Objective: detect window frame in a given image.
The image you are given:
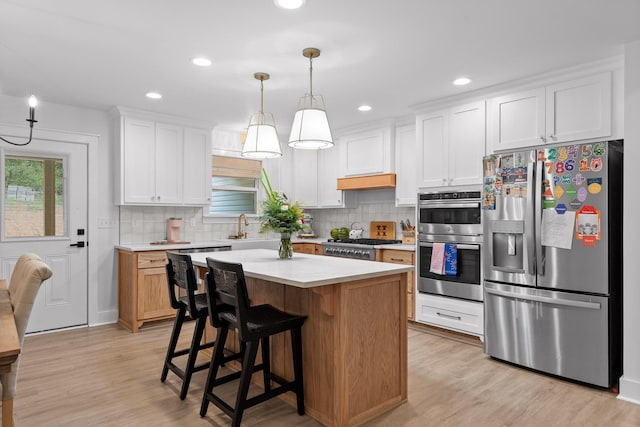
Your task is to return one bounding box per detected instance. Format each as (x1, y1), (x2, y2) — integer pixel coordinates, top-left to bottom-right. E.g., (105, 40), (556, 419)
(1, 149), (70, 242)
(203, 155), (262, 222)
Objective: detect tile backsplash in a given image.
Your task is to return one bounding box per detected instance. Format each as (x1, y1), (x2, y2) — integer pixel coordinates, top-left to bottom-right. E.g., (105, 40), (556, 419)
(306, 189), (416, 240)
(119, 189), (416, 244)
(118, 206), (266, 244)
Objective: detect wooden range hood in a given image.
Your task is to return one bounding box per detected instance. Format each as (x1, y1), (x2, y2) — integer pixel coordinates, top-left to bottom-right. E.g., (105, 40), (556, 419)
(336, 173), (396, 190)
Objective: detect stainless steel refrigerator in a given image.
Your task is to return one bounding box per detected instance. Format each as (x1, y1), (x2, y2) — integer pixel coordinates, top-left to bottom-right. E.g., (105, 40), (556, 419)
(482, 140), (623, 388)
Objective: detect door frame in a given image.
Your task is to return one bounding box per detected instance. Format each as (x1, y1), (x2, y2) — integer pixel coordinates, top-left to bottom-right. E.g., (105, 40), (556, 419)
(0, 122), (100, 327)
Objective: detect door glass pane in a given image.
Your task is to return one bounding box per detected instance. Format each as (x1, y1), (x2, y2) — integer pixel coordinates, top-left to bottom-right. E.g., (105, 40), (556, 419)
(4, 155), (65, 238)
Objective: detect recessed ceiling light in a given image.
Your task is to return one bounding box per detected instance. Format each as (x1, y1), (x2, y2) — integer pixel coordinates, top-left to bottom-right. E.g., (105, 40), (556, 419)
(453, 77), (471, 86)
(358, 105), (372, 112)
(274, 0), (305, 10)
(146, 92), (162, 100)
(192, 57), (212, 67)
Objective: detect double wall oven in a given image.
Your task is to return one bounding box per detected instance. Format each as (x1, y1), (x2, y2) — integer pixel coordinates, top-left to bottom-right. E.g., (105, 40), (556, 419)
(417, 190), (483, 302)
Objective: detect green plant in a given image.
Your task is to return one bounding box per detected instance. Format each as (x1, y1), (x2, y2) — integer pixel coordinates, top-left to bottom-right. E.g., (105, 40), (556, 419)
(259, 169), (307, 234)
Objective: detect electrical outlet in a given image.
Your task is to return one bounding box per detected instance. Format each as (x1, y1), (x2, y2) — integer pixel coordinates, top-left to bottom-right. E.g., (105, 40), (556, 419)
(97, 217), (118, 228)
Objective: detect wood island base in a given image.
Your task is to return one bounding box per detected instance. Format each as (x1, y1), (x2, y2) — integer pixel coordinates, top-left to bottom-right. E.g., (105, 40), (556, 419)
(202, 270), (408, 427)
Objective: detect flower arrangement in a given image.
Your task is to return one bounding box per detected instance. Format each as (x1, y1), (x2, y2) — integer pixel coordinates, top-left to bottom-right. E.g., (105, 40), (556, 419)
(259, 169), (307, 258)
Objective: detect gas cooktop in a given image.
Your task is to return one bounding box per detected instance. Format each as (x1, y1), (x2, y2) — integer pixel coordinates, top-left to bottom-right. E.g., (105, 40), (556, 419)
(326, 238), (402, 245)
(322, 238), (402, 260)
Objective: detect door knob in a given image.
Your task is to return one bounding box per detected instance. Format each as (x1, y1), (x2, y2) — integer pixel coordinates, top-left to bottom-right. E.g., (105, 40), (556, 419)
(70, 241), (86, 248)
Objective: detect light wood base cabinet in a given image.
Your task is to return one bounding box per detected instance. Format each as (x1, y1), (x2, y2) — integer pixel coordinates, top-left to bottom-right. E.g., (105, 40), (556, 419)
(118, 250), (174, 332)
(378, 248), (415, 321)
(292, 242), (322, 255)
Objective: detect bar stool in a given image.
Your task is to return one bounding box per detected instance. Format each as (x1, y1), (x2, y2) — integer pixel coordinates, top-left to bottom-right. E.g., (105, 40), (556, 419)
(161, 252), (215, 400)
(200, 258), (306, 427)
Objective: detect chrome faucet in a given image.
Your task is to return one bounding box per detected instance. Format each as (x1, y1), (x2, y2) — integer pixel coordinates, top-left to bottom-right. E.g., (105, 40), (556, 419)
(237, 213), (249, 239)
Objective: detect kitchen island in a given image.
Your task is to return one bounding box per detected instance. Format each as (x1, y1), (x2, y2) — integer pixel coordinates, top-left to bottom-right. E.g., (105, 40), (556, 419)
(189, 249), (412, 427)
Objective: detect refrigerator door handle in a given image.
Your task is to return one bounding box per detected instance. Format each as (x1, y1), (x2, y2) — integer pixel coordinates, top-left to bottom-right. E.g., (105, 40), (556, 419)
(525, 154), (537, 278)
(485, 287), (602, 310)
(535, 156), (544, 276)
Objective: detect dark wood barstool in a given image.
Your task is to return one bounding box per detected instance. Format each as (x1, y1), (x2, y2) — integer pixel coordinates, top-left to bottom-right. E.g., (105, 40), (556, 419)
(161, 251), (215, 400)
(200, 258), (306, 427)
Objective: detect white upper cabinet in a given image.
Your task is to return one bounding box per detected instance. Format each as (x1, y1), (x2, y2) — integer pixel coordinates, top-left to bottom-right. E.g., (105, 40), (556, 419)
(394, 124), (417, 206)
(121, 117), (156, 204)
(417, 101), (485, 189)
(340, 127), (393, 177)
(448, 101), (486, 187)
(488, 72), (611, 152)
(487, 88), (546, 151)
(114, 109), (212, 206)
(182, 128), (212, 205)
(417, 110), (447, 188)
(545, 72), (612, 143)
(154, 123), (183, 204)
(317, 144), (345, 207)
(292, 148), (319, 208)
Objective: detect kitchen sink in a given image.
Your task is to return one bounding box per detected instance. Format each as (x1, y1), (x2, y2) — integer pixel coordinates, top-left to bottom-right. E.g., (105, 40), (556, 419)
(220, 238), (279, 250)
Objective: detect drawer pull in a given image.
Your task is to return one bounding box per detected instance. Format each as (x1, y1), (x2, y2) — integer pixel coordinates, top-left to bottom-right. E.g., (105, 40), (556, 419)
(390, 258), (405, 262)
(436, 312), (461, 321)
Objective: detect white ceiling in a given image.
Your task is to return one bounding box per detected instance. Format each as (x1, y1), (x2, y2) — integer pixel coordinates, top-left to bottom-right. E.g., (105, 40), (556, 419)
(2, 0), (640, 135)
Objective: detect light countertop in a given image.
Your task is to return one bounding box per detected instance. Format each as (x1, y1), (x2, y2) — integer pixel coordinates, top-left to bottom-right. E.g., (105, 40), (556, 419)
(116, 239), (415, 252)
(116, 239), (279, 252)
(189, 248), (413, 288)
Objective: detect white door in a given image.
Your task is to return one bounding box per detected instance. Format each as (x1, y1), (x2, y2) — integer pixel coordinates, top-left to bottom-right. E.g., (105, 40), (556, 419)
(1, 139), (88, 333)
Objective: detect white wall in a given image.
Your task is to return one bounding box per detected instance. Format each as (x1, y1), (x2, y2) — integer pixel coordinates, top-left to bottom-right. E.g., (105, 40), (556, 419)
(0, 93), (119, 325)
(619, 40), (640, 403)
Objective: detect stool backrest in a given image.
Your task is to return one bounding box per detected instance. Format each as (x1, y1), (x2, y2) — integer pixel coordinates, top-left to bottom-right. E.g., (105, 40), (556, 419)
(165, 252), (201, 316)
(205, 258), (252, 340)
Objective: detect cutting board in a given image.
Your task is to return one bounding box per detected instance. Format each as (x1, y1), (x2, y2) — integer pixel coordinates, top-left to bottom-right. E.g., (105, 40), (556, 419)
(369, 221), (396, 240)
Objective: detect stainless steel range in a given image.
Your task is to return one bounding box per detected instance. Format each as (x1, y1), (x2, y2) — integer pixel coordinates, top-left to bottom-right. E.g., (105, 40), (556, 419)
(322, 238), (402, 260)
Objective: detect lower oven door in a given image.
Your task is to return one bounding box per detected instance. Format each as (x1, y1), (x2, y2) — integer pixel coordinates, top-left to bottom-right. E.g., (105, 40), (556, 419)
(418, 239), (482, 301)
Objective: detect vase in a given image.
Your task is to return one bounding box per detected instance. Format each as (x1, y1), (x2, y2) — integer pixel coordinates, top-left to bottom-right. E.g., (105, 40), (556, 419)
(279, 232), (293, 259)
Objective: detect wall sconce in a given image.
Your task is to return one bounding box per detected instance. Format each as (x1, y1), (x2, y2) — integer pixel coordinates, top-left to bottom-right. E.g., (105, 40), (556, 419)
(288, 48), (333, 149)
(0, 95), (38, 146)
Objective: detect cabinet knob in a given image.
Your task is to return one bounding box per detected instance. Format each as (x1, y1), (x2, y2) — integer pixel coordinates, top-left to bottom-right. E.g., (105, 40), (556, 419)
(540, 136), (546, 142)
(548, 134), (556, 140)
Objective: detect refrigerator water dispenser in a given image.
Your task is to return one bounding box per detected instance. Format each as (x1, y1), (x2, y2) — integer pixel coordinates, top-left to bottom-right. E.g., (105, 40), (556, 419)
(491, 220), (524, 272)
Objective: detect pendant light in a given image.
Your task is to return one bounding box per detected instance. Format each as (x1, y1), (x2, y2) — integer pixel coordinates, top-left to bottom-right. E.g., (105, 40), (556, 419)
(242, 72), (282, 159)
(288, 47), (333, 149)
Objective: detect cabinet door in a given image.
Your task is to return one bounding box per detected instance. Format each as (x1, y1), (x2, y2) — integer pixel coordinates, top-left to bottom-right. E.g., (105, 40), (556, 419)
(183, 128), (212, 205)
(395, 124), (417, 206)
(417, 110), (448, 188)
(341, 128), (390, 176)
(545, 72), (611, 144)
(123, 117), (156, 203)
(317, 143), (344, 207)
(448, 101), (486, 186)
(292, 149), (318, 207)
(487, 88), (546, 152)
(137, 267), (174, 320)
(155, 123), (183, 204)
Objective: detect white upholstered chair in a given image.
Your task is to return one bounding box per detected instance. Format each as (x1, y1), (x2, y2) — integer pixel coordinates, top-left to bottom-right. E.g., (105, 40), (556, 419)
(1, 253), (52, 427)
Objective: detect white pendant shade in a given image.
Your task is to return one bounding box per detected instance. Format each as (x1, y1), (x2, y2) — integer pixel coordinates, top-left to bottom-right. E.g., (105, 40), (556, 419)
(289, 48), (333, 150)
(242, 113), (282, 159)
(288, 94), (333, 149)
(242, 72), (282, 159)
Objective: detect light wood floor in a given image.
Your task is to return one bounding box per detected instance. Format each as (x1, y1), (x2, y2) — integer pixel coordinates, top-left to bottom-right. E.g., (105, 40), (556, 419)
(3, 321), (640, 426)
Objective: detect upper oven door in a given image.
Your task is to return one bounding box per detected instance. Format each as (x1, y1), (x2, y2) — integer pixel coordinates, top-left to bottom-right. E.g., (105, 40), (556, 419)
(418, 200), (482, 235)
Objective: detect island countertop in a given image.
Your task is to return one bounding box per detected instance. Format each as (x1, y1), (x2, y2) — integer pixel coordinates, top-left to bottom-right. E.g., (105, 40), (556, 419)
(189, 248), (413, 288)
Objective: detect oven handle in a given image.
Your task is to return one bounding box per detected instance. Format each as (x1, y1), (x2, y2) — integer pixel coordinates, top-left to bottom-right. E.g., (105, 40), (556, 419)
(418, 202), (480, 209)
(418, 242), (479, 251)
